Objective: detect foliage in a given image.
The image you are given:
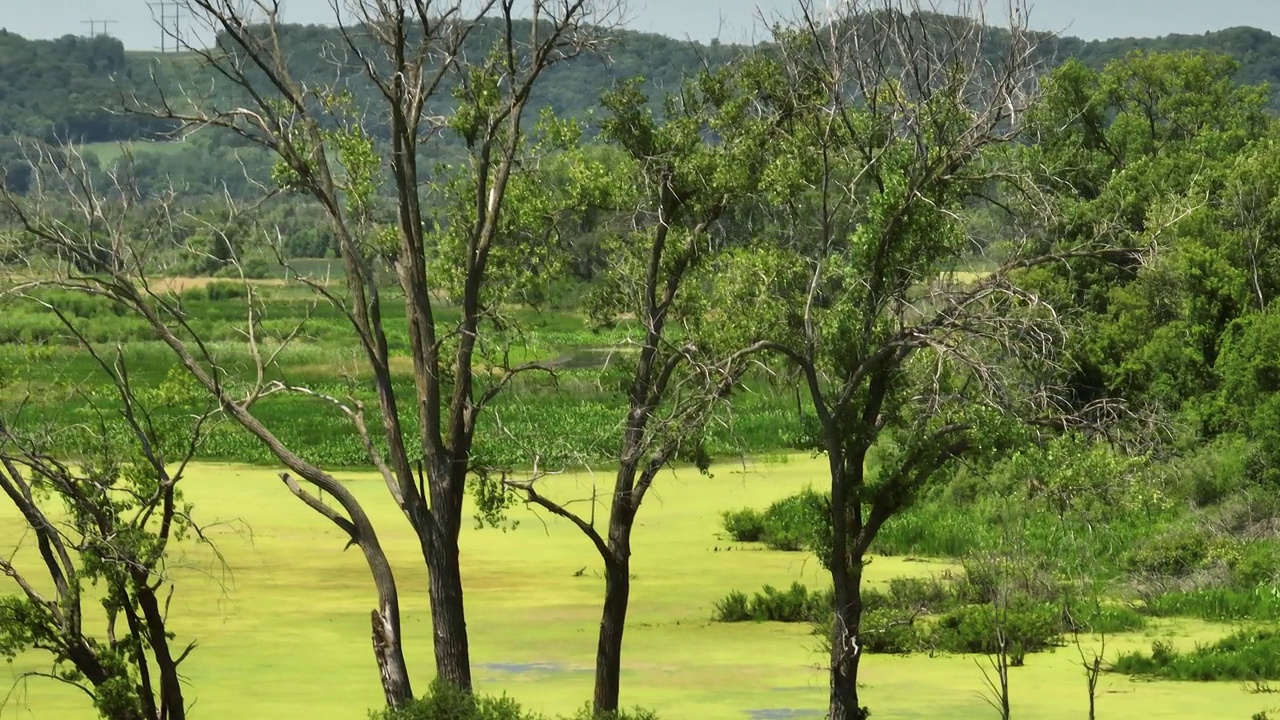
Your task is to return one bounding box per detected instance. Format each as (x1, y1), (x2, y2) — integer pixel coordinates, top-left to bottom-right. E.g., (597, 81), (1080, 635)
(1112, 631), (1280, 681)
(932, 602), (1062, 663)
(1143, 588), (1280, 622)
(726, 490), (832, 554)
(712, 582), (831, 624)
(720, 508), (766, 542)
(372, 681), (542, 720)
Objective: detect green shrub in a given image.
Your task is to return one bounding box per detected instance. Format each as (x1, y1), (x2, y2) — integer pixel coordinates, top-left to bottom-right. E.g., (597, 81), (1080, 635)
(372, 681), (540, 720)
(760, 491), (826, 552)
(932, 602), (1062, 663)
(884, 576), (956, 613)
(1123, 525), (1212, 577)
(1066, 603), (1147, 634)
(1230, 542), (1280, 588)
(203, 280), (250, 301)
(720, 490), (829, 555)
(711, 590), (752, 622)
(859, 608), (922, 654)
(720, 508), (766, 542)
(1112, 629), (1280, 681)
(711, 582), (830, 623)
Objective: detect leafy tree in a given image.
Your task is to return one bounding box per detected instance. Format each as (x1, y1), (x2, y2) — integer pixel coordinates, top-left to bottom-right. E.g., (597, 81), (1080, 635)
(1023, 50), (1276, 430)
(704, 2), (1131, 717)
(0, 303), (213, 719)
(497, 59), (783, 714)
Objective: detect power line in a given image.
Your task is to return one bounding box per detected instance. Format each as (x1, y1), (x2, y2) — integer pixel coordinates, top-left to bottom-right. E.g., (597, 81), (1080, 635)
(81, 19), (119, 38)
(147, 1), (186, 53)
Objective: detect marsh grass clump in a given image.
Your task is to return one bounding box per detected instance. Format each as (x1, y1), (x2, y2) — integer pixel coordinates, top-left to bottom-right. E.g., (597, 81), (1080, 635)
(1143, 587), (1280, 622)
(932, 602), (1062, 663)
(373, 681), (542, 720)
(373, 683), (660, 720)
(720, 508), (766, 542)
(712, 582), (831, 623)
(719, 490), (828, 553)
(1112, 630), (1280, 681)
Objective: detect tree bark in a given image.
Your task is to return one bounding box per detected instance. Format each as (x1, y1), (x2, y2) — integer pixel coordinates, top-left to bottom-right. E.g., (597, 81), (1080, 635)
(829, 559), (866, 720)
(423, 475), (473, 691)
(827, 442), (869, 720)
(593, 553), (630, 714)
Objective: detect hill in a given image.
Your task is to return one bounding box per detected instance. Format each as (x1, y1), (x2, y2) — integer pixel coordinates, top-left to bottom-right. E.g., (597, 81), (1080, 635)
(1, 17), (1279, 197)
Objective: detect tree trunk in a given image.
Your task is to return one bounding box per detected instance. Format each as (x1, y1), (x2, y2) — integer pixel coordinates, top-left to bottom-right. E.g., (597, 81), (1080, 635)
(133, 584), (186, 720)
(372, 607), (413, 709)
(423, 482), (473, 692)
(829, 559), (866, 720)
(593, 553), (630, 715)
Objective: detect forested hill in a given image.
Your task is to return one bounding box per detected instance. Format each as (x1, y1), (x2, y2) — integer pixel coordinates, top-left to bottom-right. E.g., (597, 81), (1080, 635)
(2, 19), (1280, 148)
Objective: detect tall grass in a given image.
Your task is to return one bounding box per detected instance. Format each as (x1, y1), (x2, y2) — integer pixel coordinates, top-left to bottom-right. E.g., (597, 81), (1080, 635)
(1113, 630), (1280, 681)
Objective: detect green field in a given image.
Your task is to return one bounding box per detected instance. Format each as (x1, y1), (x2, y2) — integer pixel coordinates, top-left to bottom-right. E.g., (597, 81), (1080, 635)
(79, 140), (191, 166)
(1, 457), (1273, 720)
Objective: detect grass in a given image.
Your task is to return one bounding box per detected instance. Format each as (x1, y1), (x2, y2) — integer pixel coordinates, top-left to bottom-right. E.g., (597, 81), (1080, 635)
(80, 139), (191, 165)
(0, 283), (805, 470)
(0, 457), (1273, 720)
(1113, 630), (1280, 681)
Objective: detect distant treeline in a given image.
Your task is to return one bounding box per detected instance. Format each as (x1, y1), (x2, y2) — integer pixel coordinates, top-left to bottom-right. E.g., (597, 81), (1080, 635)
(2, 18), (1280, 150)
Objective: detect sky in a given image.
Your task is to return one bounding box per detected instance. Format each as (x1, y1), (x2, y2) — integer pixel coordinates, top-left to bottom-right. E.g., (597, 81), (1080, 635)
(2, 0), (1277, 51)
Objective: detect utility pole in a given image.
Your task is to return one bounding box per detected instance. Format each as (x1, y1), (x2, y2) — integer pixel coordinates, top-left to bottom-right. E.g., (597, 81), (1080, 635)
(81, 19), (118, 38)
(147, 1), (185, 52)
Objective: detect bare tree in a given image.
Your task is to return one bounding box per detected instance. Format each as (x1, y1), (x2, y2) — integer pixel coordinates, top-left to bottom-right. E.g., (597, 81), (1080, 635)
(0, 300), (213, 720)
(707, 2), (1140, 717)
(3, 0), (624, 708)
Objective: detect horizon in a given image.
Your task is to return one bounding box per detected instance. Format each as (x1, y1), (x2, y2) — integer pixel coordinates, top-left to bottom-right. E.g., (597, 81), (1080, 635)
(1, 0), (1277, 53)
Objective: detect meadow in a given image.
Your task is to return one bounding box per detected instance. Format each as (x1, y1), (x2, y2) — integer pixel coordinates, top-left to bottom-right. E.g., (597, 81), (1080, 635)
(1, 457), (1276, 720)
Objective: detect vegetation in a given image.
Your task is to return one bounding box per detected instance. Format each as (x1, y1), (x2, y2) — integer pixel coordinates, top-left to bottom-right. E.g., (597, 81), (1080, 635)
(1113, 631), (1280, 682)
(5, 0), (1280, 718)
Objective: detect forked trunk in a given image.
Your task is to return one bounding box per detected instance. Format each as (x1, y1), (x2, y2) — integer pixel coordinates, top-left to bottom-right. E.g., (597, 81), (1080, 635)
(593, 555), (631, 714)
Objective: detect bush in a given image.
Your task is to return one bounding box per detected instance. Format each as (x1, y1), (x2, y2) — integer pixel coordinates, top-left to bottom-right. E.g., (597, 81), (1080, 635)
(1112, 629), (1280, 681)
(1123, 525), (1212, 577)
(932, 602), (1062, 663)
(711, 590), (752, 622)
(1066, 603), (1146, 634)
(859, 608), (922, 654)
(884, 576), (956, 613)
(760, 491), (827, 552)
(720, 508), (766, 542)
(1229, 542), (1280, 588)
(719, 490), (829, 556)
(372, 681), (540, 720)
(712, 582), (830, 623)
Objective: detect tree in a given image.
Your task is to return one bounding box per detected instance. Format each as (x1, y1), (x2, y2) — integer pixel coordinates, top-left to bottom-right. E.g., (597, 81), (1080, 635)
(1020, 50), (1271, 415)
(496, 60), (782, 715)
(704, 2), (1130, 717)
(0, 300), (213, 720)
(4, 0), (622, 709)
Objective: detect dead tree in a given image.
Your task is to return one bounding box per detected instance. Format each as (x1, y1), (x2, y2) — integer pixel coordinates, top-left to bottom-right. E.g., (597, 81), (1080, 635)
(4, 0), (623, 707)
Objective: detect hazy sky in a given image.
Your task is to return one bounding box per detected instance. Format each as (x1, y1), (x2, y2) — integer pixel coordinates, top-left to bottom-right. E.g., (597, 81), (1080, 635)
(4, 0), (1278, 51)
